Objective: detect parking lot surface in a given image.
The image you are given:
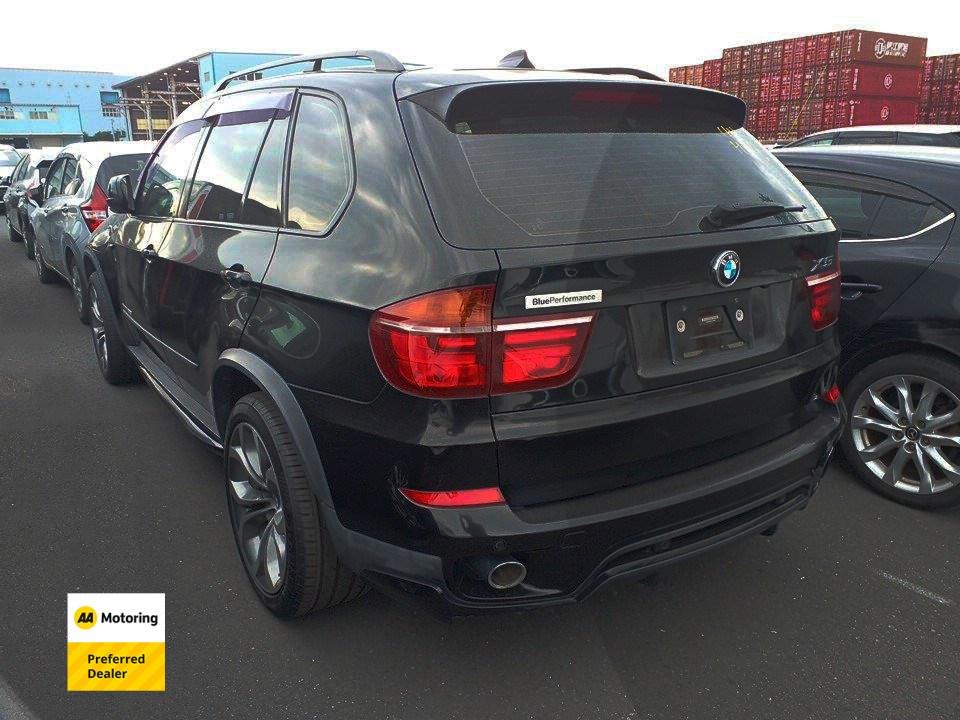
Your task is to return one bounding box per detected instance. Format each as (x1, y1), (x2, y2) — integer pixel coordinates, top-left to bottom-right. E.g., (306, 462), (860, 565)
(1, 225), (958, 720)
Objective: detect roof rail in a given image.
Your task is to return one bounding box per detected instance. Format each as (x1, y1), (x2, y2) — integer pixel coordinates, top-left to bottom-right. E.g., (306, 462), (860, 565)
(215, 50), (406, 91)
(569, 67), (664, 82)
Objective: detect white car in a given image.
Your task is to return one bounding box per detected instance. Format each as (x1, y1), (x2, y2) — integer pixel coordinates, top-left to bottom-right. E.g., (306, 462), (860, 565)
(784, 124), (960, 148)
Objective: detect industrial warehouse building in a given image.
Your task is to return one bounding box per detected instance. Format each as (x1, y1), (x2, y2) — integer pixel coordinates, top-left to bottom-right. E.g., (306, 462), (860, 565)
(0, 67), (131, 148)
(0, 52), (295, 147)
(116, 51), (293, 140)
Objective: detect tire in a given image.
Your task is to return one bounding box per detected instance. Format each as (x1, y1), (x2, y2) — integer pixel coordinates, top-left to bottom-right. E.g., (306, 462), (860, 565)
(6, 214), (22, 243)
(88, 271), (137, 385)
(69, 259), (90, 324)
(225, 391), (367, 617)
(23, 225), (35, 260)
(841, 352), (960, 508)
(34, 241), (56, 284)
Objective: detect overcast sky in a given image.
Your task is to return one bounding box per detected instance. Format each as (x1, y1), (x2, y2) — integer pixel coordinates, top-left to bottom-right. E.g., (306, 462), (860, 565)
(11, 1), (960, 79)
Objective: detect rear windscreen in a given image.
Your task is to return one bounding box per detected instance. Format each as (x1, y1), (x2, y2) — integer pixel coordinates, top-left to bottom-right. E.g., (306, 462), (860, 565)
(96, 154), (149, 191)
(402, 83), (825, 248)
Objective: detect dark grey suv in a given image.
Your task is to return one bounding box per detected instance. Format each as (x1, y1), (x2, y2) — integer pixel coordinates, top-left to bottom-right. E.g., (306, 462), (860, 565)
(81, 51), (844, 616)
(3, 147), (58, 246)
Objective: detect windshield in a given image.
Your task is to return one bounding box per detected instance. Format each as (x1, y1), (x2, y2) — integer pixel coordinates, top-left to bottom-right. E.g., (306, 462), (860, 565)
(402, 83), (825, 249)
(0, 149), (20, 166)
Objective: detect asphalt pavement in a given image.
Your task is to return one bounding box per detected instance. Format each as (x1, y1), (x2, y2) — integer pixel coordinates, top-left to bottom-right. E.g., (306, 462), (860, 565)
(1, 223), (958, 720)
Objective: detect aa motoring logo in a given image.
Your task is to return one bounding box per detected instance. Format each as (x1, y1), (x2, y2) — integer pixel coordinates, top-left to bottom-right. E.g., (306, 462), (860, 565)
(874, 38), (910, 59)
(73, 606), (97, 630)
(73, 606), (159, 630)
(67, 593), (165, 692)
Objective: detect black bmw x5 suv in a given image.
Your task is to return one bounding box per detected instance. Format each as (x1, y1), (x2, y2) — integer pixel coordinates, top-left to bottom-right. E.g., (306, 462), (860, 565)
(83, 51), (844, 615)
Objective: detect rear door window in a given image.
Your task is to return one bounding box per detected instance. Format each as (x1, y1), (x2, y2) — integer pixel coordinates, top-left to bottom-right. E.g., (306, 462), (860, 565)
(799, 181), (882, 238)
(401, 82), (823, 248)
(185, 115), (271, 222)
(794, 134), (836, 147)
(870, 194), (950, 238)
(136, 121), (205, 218)
(835, 132), (895, 145)
(897, 132), (959, 147)
(286, 94), (352, 233)
(792, 169), (950, 240)
(241, 115), (288, 227)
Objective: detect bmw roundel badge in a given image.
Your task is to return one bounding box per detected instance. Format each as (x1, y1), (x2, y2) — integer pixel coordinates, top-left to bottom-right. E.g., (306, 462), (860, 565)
(712, 250), (741, 287)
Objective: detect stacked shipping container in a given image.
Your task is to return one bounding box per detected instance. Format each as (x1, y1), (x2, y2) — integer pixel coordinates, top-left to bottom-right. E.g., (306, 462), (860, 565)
(920, 55), (960, 124)
(673, 29), (927, 143)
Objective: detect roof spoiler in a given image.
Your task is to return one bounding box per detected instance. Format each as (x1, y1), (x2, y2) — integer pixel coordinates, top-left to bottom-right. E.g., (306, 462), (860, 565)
(569, 67), (664, 82)
(496, 50), (663, 81)
(215, 50), (406, 91)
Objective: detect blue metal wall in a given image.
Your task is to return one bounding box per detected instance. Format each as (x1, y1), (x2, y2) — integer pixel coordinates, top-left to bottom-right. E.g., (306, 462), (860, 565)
(196, 52), (295, 94)
(0, 67), (131, 144)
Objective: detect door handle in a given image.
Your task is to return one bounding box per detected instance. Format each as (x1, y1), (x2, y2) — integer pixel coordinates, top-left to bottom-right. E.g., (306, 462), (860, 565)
(221, 265), (253, 286)
(143, 244), (158, 261)
(841, 281), (883, 301)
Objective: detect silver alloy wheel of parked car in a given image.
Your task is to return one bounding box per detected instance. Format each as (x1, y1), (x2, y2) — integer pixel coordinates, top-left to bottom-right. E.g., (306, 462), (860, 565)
(226, 422), (288, 594)
(89, 284), (109, 370)
(851, 374), (960, 495)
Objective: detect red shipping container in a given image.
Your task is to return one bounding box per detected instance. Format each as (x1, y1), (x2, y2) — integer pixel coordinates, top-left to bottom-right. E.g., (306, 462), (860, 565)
(758, 104), (779, 132)
(743, 44), (762, 75)
(837, 64), (921, 98)
(946, 56), (958, 81)
(721, 75), (741, 96)
(702, 58), (723, 89)
(838, 97), (920, 126)
(783, 39), (797, 69)
(838, 29), (927, 67)
(722, 47), (743, 78)
(822, 100), (838, 128)
(815, 34), (832, 65)
(804, 35), (819, 67)
(790, 69), (804, 101)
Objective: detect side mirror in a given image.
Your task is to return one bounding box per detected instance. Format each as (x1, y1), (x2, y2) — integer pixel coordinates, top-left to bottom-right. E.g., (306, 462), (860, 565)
(24, 169), (40, 192)
(107, 174), (133, 214)
(24, 169), (42, 203)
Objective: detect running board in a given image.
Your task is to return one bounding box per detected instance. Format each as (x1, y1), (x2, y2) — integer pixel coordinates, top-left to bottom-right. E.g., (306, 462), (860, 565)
(138, 366), (223, 452)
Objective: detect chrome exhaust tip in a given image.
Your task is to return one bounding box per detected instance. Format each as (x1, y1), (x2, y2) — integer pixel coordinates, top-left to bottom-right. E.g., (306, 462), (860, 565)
(471, 557), (527, 590)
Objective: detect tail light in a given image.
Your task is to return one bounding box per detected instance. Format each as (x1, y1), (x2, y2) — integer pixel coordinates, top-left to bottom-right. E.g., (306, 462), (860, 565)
(805, 268), (841, 331)
(369, 285), (596, 398)
(81, 184), (109, 233)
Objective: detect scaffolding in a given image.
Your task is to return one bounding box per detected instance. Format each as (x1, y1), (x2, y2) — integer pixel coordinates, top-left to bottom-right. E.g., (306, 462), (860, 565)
(116, 61), (201, 141)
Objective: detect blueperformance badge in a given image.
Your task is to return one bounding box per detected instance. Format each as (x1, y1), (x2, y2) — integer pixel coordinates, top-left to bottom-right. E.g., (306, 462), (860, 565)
(712, 250), (741, 287)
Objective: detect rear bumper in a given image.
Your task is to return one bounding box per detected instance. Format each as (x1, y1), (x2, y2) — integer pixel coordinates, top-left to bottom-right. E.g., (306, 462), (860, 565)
(327, 403), (843, 614)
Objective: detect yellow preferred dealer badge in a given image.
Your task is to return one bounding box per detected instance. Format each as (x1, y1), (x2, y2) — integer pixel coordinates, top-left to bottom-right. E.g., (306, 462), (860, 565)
(67, 593), (165, 692)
